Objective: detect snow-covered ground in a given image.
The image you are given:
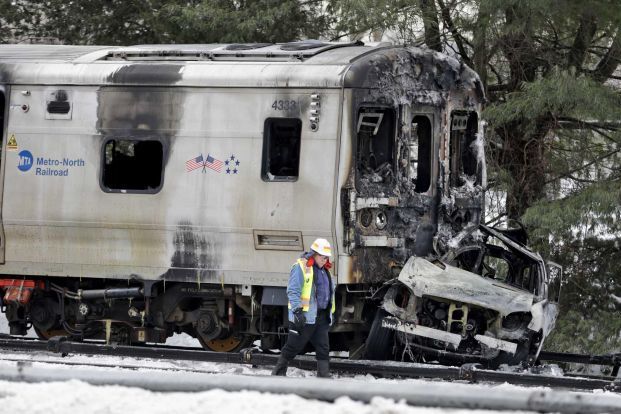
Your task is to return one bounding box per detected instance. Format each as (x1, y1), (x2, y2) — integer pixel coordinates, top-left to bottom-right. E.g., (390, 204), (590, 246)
(0, 378), (535, 414)
(0, 315), (618, 413)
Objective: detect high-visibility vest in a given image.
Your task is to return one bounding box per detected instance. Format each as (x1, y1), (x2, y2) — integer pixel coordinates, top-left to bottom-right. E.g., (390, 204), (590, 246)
(289, 258), (335, 314)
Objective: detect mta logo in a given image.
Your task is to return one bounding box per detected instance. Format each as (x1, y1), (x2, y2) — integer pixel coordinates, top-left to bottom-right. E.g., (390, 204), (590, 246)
(18, 150), (33, 172)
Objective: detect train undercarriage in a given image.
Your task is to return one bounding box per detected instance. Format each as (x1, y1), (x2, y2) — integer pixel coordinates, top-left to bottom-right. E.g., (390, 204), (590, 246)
(0, 224), (560, 369)
(0, 275), (372, 354)
(0, 278), (261, 352)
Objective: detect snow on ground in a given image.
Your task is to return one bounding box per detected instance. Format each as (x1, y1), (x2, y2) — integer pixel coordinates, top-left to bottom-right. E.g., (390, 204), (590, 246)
(0, 314), (617, 414)
(0, 378), (534, 414)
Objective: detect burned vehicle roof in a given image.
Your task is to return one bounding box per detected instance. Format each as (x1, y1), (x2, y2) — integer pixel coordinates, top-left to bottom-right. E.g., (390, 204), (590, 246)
(398, 257), (535, 317)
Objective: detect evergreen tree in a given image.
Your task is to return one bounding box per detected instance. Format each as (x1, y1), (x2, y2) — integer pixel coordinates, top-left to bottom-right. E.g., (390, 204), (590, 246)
(1, 0), (330, 45)
(2, 0), (173, 44)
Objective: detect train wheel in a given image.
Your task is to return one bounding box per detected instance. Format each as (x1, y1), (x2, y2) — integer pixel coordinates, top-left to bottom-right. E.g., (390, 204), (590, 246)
(33, 325), (68, 340)
(198, 334), (255, 352)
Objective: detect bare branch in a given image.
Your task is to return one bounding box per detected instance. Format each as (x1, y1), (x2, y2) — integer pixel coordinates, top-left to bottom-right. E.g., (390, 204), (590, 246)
(437, 0), (473, 66)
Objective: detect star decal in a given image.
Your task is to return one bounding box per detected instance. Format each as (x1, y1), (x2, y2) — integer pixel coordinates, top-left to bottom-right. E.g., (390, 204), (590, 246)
(226, 154), (240, 175)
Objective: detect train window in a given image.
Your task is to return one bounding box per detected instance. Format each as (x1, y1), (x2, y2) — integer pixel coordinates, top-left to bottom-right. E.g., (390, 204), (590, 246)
(261, 118), (302, 182)
(356, 107), (395, 175)
(102, 139), (164, 193)
(449, 111), (480, 187)
(411, 115), (432, 193)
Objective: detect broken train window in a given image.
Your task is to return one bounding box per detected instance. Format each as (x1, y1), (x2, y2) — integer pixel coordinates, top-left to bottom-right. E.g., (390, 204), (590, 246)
(410, 115), (432, 193)
(261, 118), (302, 182)
(356, 107), (395, 178)
(449, 112), (480, 187)
(102, 139), (164, 193)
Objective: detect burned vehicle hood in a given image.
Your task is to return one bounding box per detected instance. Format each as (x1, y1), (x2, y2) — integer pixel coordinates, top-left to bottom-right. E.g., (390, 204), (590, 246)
(398, 257), (534, 316)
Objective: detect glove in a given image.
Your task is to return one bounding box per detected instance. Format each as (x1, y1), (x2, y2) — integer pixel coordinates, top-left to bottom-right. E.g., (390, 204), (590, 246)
(291, 308), (306, 333)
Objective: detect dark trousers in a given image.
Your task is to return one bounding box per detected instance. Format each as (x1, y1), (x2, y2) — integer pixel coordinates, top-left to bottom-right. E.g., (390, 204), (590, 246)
(281, 308), (330, 361)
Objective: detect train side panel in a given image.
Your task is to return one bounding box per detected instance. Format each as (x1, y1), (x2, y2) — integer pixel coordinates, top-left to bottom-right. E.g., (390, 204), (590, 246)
(0, 86), (342, 286)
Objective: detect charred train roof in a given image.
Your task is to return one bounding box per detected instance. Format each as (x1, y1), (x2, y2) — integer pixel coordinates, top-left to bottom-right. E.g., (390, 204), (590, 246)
(0, 42), (483, 95)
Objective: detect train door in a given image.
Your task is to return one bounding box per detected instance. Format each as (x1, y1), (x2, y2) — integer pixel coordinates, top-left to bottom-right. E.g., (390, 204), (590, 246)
(0, 86), (6, 263)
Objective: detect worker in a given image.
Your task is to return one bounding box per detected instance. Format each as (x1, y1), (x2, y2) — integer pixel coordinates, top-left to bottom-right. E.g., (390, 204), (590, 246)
(271, 238), (336, 378)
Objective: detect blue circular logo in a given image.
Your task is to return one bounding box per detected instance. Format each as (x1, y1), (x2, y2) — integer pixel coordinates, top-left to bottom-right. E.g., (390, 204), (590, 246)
(17, 150), (33, 172)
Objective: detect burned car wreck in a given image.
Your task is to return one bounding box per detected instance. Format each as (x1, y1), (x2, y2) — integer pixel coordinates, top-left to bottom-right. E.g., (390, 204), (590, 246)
(367, 224), (562, 367)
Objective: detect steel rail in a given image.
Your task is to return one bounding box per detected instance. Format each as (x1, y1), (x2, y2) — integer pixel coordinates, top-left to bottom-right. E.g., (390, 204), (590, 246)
(0, 335), (618, 392)
(0, 362), (620, 414)
(539, 350), (621, 366)
(538, 350), (621, 377)
(0, 356), (235, 376)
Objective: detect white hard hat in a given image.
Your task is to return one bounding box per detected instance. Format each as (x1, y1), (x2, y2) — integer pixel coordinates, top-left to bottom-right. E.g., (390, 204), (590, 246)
(310, 238), (332, 257)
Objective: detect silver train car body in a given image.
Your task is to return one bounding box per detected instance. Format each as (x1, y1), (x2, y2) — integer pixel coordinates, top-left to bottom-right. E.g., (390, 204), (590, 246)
(0, 42), (539, 360)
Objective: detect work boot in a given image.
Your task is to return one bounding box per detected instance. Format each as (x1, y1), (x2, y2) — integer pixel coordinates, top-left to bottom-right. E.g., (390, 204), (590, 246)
(317, 359), (331, 378)
(271, 356), (289, 376)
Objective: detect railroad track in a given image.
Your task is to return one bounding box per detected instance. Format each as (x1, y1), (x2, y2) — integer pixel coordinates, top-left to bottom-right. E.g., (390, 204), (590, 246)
(0, 334), (618, 392)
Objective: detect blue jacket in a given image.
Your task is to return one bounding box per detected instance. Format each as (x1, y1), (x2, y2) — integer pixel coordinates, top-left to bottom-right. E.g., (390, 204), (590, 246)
(287, 253), (336, 325)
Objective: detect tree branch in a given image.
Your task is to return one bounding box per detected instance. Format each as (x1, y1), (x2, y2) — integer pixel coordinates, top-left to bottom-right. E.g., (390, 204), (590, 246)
(556, 116), (621, 135)
(436, 0), (472, 66)
(545, 147), (621, 185)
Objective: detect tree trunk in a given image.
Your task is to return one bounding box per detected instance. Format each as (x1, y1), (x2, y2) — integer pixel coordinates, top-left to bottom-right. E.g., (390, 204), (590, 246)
(567, 10), (597, 70)
(472, 4), (490, 89)
(419, 0), (442, 52)
(593, 27), (621, 82)
(500, 120), (550, 218)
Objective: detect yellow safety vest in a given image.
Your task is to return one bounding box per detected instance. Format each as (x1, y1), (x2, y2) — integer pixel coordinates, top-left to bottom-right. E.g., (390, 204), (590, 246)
(289, 258), (335, 314)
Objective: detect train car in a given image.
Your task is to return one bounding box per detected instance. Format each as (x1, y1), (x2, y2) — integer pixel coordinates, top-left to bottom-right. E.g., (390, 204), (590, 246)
(0, 41), (554, 364)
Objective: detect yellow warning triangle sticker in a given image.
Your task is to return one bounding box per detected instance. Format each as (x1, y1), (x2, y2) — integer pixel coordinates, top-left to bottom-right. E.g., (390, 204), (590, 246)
(7, 134), (18, 151)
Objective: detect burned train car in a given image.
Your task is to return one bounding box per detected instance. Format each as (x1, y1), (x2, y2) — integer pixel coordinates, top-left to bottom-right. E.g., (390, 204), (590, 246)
(0, 41), (555, 363)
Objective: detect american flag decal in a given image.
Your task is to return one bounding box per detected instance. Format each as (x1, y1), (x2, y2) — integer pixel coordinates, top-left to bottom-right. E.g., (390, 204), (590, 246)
(204, 154), (224, 173)
(186, 154), (204, 172)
